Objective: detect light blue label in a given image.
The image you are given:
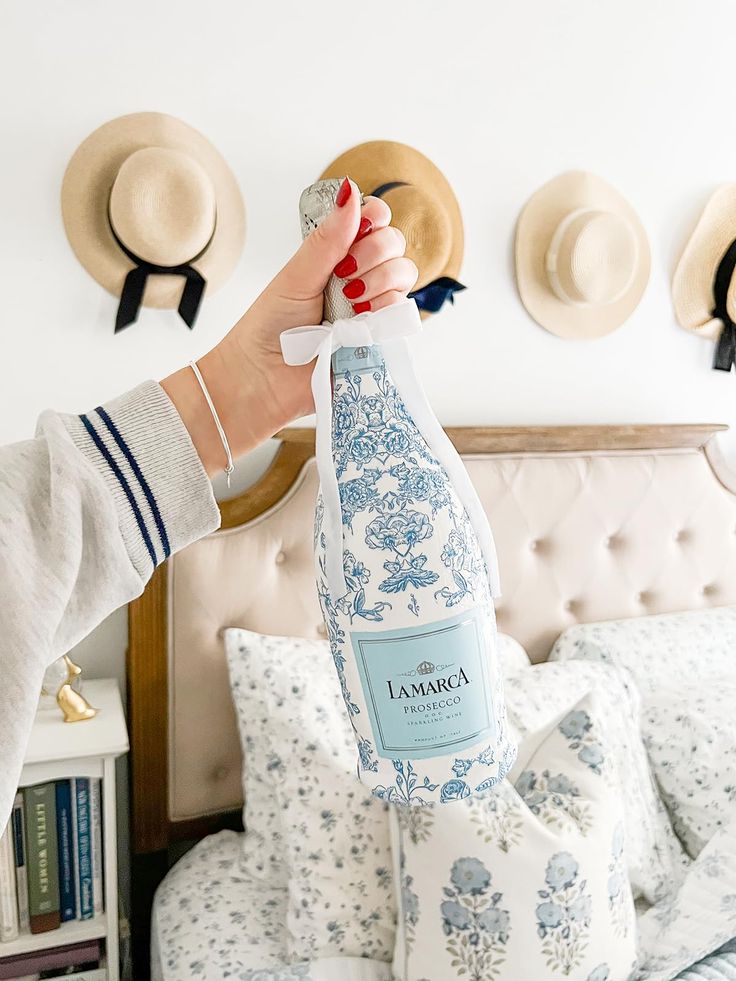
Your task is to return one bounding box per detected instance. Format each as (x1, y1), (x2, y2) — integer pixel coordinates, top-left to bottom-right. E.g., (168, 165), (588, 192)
(351, 608), (496, 760)
(332, 343), (384, 376)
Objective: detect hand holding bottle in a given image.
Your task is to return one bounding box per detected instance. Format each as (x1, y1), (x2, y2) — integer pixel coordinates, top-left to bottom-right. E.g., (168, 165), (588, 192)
(162, 179), (417, 477)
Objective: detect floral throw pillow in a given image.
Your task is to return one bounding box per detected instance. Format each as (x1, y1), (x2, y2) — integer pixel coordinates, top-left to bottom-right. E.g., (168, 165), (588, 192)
(223, 627), (529, 886)
(641, 680), (736, 858)
(502, 659), (687, 904)
(224, 628), (532, 961)
(391, 694), (638, 981)
(548, 605), (736, 700)
(224, 629), (394, 963)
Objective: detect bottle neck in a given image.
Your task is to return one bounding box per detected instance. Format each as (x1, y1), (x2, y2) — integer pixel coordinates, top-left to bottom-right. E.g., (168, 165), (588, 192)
(331, 344), (384, 377)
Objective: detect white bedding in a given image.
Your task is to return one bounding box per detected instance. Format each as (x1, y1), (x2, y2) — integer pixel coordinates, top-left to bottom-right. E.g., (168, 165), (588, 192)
(152, 609), (736, 980)
(151, 830), (392, 981)
(152, 826), (736, 981)
(636, 823), (736, 980)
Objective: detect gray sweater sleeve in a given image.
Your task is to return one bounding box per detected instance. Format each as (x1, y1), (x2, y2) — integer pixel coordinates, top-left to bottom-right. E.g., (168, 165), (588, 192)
(0, 380), (220, 833)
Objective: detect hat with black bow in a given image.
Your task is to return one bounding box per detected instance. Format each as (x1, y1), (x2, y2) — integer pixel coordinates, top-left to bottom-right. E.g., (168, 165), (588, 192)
(672, 185), (736, 372)
(61, 111), (245, 334)
(319, 140), (465, 316)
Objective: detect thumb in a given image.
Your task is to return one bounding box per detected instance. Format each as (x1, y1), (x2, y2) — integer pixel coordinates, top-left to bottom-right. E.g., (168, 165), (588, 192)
(280, 178), (361, 298)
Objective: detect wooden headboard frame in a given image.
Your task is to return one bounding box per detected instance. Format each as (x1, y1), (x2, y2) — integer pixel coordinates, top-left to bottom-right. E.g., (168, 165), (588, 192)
(126, 422), (732, 976)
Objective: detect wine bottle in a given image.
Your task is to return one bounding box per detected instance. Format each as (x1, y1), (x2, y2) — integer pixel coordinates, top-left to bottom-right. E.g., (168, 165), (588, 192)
(281, 179), (516, 806)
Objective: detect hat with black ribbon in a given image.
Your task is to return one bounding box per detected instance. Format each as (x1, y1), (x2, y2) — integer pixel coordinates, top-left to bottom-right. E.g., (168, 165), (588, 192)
(62, 112), (245, 334)
(673, 185), (736, 372)
(319, 141), (466, 317)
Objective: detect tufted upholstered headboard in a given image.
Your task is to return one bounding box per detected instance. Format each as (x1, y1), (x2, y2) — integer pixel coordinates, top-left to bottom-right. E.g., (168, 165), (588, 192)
(126, 423), (736, 970)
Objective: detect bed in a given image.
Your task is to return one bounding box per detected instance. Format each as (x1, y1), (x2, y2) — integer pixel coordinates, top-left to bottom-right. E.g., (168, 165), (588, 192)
(126, 423), (736, 980)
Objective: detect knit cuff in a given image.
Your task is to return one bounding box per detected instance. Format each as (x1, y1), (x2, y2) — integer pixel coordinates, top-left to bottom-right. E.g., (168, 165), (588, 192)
(56, 380), (221, 579)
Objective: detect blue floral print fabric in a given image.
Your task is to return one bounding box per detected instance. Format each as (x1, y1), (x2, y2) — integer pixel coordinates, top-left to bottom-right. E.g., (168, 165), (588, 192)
(152, 830), (392, 981)
(225, 630), (394, 963)
(390, 693), (638, 980)
(549, 606), (736, 978)
(502, 659), (688, 905)
(315, 350), (515, 805)
(640, 681), (736, 859)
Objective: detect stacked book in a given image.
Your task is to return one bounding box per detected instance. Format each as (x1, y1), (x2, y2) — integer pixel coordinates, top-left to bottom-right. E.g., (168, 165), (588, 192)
(0, 938), (102, 979)
(0, 779), (105, 944)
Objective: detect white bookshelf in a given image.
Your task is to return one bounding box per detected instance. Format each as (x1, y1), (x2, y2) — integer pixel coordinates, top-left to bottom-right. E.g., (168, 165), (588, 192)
(1, 680), (129, 981)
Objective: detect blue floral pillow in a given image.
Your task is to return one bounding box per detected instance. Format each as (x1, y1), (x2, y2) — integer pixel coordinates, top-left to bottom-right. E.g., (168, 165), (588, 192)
(224, 629), (394, 963)
(503, 660), (687, 904)
(548, 606), (736, 700)
(391, 694), (638, 981)
(641, 680), (736, 858)
(224, 627), (531, 964)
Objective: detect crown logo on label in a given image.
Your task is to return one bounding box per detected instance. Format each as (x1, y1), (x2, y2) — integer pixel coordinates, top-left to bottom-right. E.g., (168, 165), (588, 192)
(355, 346), (369, 359)
(398, 660), (454, 678)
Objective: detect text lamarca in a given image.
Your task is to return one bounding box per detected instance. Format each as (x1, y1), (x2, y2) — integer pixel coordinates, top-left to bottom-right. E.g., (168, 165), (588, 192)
(387, 667), (470, 700)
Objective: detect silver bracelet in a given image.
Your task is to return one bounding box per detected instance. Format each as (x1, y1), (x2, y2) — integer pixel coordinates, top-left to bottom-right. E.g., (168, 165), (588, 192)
(189, 360), (235, 488)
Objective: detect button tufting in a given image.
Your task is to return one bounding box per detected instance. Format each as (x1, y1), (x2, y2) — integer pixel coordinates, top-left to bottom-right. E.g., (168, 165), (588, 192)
(564, 599), (575, 613)
(636, 591), (651, 604)
(317, 623), (327, 637)
(604, 536), (613, 548)
(702, 583), (716, 595)
(530, 539), (539, 551)
(275, 550), (286, 564)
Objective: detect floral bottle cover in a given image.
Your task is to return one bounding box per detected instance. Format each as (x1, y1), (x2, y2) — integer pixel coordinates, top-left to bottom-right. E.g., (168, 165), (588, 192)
(281, 180), (516, 806)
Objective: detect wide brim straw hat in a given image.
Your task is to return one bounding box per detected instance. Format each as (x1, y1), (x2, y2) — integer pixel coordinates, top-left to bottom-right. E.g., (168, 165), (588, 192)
(61, 112), (245, 322)
(515, 171), (650, 339)
(672, 185), (736, 342)
(320, 141), (464, 315)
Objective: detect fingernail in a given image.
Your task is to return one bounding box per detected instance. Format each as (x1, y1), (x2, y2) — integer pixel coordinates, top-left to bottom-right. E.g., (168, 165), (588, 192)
(333, 254), (358, 278)
(342, 278), (366, 299)
(335, 177), (352, 208)
(355, 217), (372, 242)
(352, 300), (371, 314)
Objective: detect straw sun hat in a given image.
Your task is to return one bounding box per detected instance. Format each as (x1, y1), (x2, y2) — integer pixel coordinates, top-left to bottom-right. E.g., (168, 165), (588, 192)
(61, 112), (245, 333)
(320, 140), (464, 315)
(673, 185), (736, 372)
(515, 171), (650, 339)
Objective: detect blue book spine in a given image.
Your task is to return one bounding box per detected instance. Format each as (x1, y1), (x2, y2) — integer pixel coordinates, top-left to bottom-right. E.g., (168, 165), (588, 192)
(74, 779), (93, 920)
(55, 780), (76, 922)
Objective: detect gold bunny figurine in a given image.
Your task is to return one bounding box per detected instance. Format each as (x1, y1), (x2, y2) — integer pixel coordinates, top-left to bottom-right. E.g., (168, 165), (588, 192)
(57, 655), (98, 723)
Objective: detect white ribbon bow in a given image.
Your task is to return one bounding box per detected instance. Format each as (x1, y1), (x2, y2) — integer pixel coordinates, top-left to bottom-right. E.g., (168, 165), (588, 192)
(280, 298), (501, 600)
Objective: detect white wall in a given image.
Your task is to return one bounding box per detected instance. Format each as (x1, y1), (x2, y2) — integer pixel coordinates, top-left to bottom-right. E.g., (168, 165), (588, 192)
(4, 0), (736, 932)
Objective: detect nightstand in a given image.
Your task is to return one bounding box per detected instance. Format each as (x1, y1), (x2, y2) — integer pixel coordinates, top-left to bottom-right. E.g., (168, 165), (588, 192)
(1, 679), (129, 981)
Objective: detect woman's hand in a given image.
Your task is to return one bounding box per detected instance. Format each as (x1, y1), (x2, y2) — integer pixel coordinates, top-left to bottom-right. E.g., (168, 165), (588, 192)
(162, 178), (418, 477)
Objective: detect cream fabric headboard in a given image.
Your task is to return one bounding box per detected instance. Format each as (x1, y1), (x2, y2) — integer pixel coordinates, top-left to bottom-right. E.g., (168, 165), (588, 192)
(156, 426), (736, 826)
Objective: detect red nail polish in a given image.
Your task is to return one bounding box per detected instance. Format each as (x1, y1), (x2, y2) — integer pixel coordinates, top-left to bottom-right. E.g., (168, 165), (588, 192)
(333, 254), (358, 278)
(342, 278), (366, 299)
(335, 177), (351, 208)
(355, 217), (372, 242)
(352, 300), (371, 314)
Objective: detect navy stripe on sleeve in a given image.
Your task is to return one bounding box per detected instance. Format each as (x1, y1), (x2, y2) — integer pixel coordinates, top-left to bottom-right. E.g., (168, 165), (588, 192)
(79, 413), (158, 570)
(94, 406), (171, 560)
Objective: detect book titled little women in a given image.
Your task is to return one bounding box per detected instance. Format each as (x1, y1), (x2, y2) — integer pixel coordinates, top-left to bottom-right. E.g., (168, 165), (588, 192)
(23, 784), (60, 934)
